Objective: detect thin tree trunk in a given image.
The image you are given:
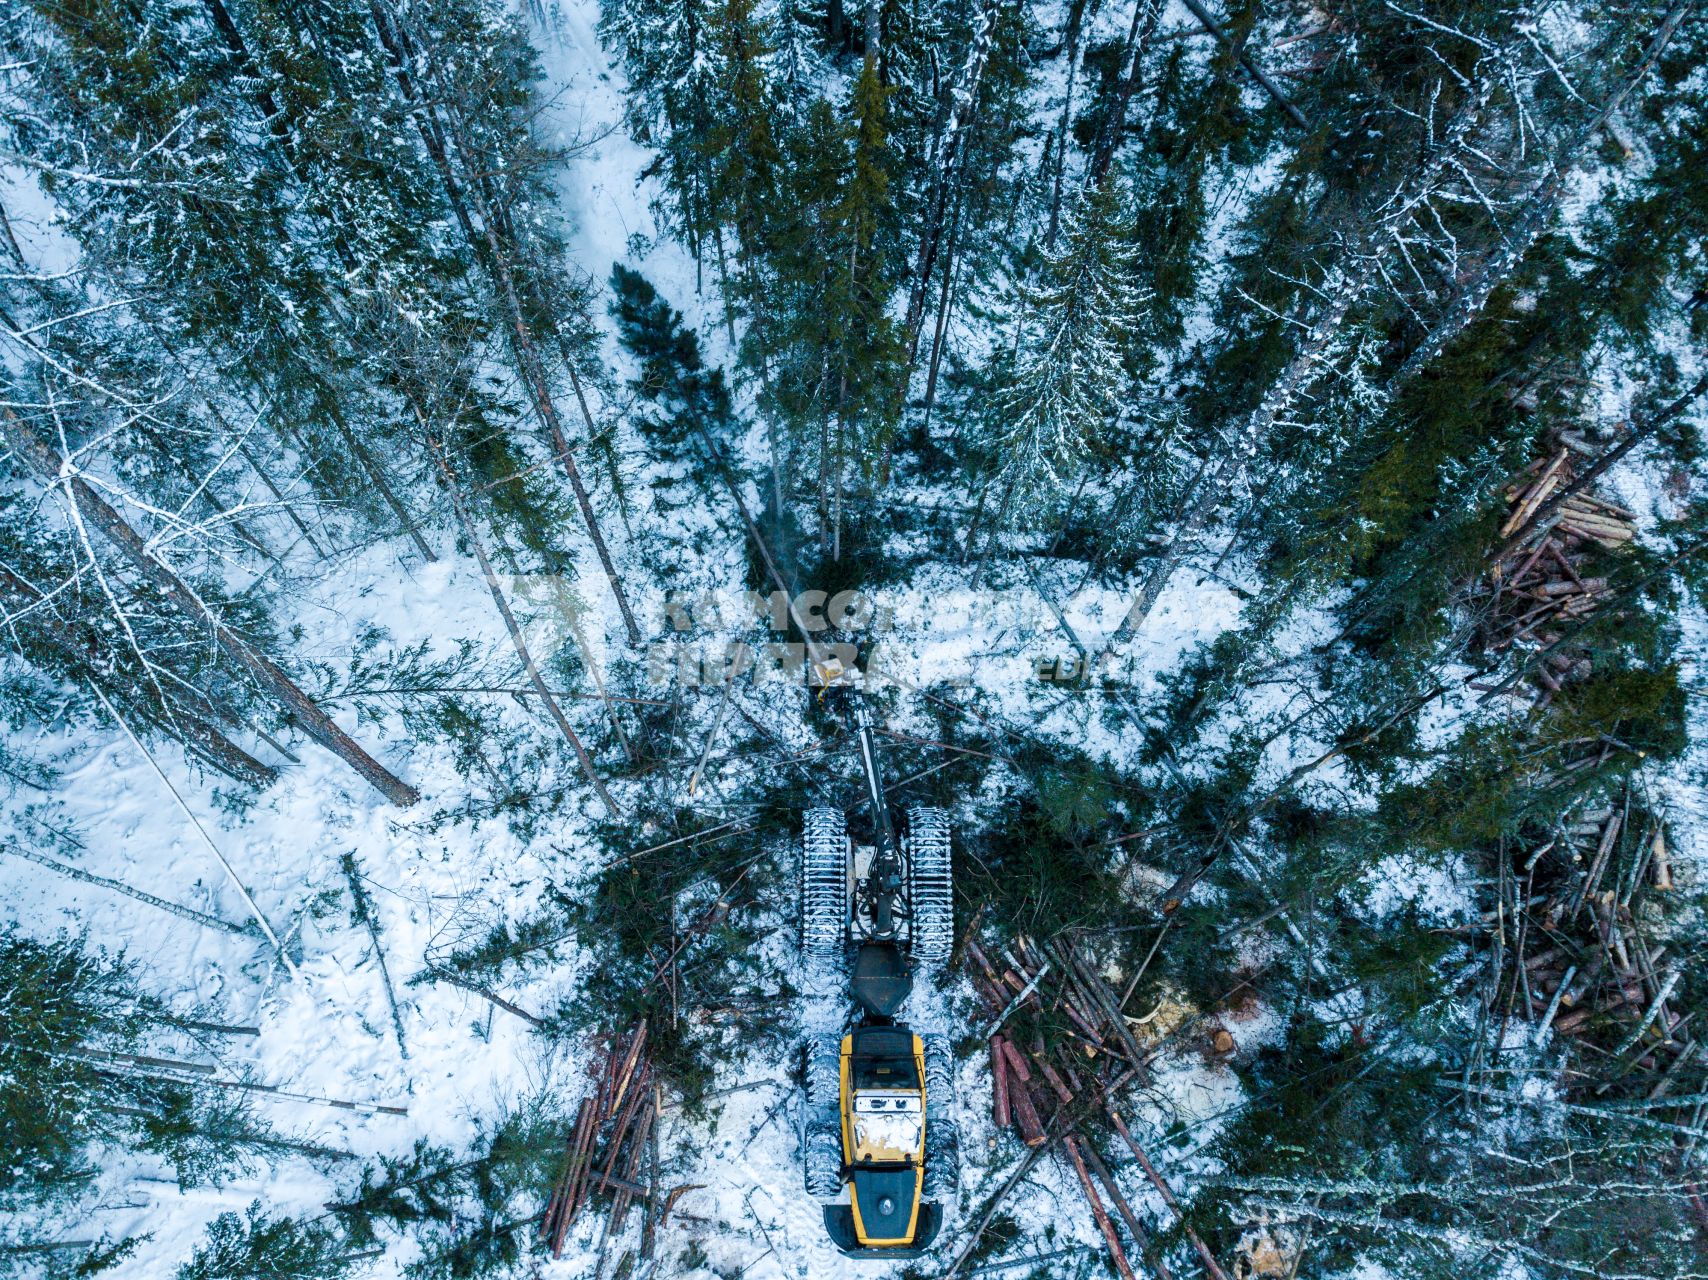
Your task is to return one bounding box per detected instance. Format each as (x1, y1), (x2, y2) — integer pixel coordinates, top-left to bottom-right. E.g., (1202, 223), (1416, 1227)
(342, 851), (409, 1059)
(373, 4), (641, 648)
(1087, 0), (1163, 186)
(0, 841), (256, 937)
(686, 424), (835, 675)
(1046, 0), (1099, 247)
(0, 564), (279, 787)
(158, 701), (280, 787)
(1100, 268), (1357, 651)
(319, 384), (437, 564)
(902, 0), (1006, 358)
(971, 472), (1021, 587)
(555, 339), (631, 527)
(368, 1), (479, 246)
(817, 346), (833, 556)
(922, 198), (969, 429)
(959, 473), (996, 565)
(198, 0), (299, 160)
(203, 0), (445, 574)
(237, 437), (329, 558)
(1175, 0), (1306, 128)
(832, 399), (846, 562)
(452, 155), (641, 649)
(133, 422), (276, 565)
(547, 573), (638, 766)
(425, 431), (621, 819)
(713, 228), (739, 344)
(0, 406), (420, 807)
(149, 323), (330, 559)
(483, 231), (642, 649)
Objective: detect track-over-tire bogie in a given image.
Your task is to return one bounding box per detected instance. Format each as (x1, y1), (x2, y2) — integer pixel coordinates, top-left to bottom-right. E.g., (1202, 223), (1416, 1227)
(922, 1036), (960, 1202)
(801, 808), (849, 963)
(802, 1040), (844, 1198)
(797, 707), (962, 1247)
(905, 807), (953, 972)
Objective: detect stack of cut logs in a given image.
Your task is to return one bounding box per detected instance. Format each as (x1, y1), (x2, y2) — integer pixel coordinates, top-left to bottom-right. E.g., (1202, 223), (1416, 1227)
(1490, 792), (1691, 1087)
(541, 1019), (659, 1260)
(963, 934), (1232, 1280)
(1477, 444), (1634, 693)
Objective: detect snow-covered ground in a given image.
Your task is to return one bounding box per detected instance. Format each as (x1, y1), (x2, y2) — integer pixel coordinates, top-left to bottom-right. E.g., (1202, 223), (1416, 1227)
(0, 5), (1276, 1275)
(5, 3), (1701, 1278)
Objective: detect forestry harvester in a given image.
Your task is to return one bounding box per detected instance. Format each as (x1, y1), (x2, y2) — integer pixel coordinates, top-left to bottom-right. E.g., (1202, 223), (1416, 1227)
(800, 698), (957, 1257)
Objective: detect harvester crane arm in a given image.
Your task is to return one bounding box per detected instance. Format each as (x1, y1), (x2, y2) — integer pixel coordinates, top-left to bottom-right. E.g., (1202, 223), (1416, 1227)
(853, 701), (904, 940)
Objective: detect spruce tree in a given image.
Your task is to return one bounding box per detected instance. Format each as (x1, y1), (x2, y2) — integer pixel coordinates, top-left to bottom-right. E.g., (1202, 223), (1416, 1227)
(985, 181), (1143, 517)
(178, 1204), (355, 1280)
(0, 930), (278, 1244)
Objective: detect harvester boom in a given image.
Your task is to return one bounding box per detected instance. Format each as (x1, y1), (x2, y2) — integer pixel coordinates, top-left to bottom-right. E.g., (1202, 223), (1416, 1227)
(853, 701), (904, 939)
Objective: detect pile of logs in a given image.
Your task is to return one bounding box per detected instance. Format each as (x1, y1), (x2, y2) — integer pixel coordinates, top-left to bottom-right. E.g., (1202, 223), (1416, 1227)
(961, 934), (1232, 1280)
(1476, 444), (1634, 693)
(540, 1020), (662, 1262)
(1501, 446), (1636, 551)
(1488, 790), (1692, 1092)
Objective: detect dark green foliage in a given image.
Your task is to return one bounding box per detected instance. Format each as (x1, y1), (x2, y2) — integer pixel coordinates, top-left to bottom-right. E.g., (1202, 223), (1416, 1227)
(961, 754), (1131, 938)
(1212, 1020), (1449, 1185)
(0, 930), (151, 1200)
(69, 1237), (146, 1277)
(135, 1088), (271, 1192)
(0, 3), (1702, 1279)
(1369, 651), (1685, 858)
(334, 1097), (569, 1278)
(1575, 21), (1708, 353)
(423, 697), (562, 829)
(609, 265), (735, 450)
(0, 929), (277, 1255)
(1143, 900), (1242, 1014)
(555, 801), (788, 1106)
(1372, 724), (1543, 853)
(177, 1204), (353, 1280)
(1136, 630), (1270, 768)
(1552, 663), (1687, 757)
(1034, 759), (1114, 837)
(1342, 907), (1461, 1024)
(1208, 1014), (1703, 1277)
(0, 491), (277, 787)
(961, 1212), (1023, 1270)
(430, 891), (577, 983)
(1120, 31), (1265, 335)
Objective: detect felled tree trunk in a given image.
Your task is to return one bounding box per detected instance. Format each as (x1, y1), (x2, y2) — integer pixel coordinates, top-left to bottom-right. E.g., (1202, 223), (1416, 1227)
(1389, 0), (1692, 388)
(0, 407), (420, 807)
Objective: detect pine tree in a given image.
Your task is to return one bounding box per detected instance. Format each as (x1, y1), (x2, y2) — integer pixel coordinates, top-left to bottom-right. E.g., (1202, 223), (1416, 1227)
(704, 0), (784, 324)
(610, 266), (736, 451)
(392, 0), (645, 646)
(331, 1103), (568, 1280)
(2, 0), (437, 557)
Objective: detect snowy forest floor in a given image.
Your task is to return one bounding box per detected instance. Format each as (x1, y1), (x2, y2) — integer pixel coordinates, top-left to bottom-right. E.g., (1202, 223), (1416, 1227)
(2, 1), (1706, 1278)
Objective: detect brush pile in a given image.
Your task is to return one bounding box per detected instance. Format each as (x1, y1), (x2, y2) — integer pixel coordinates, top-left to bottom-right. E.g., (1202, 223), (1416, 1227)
(960, 933), (1233, 1280)
(1478, 784), (1698, 1117)
(1464, 782), (1708, 1230)
(1475, 443), (1635, 698)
